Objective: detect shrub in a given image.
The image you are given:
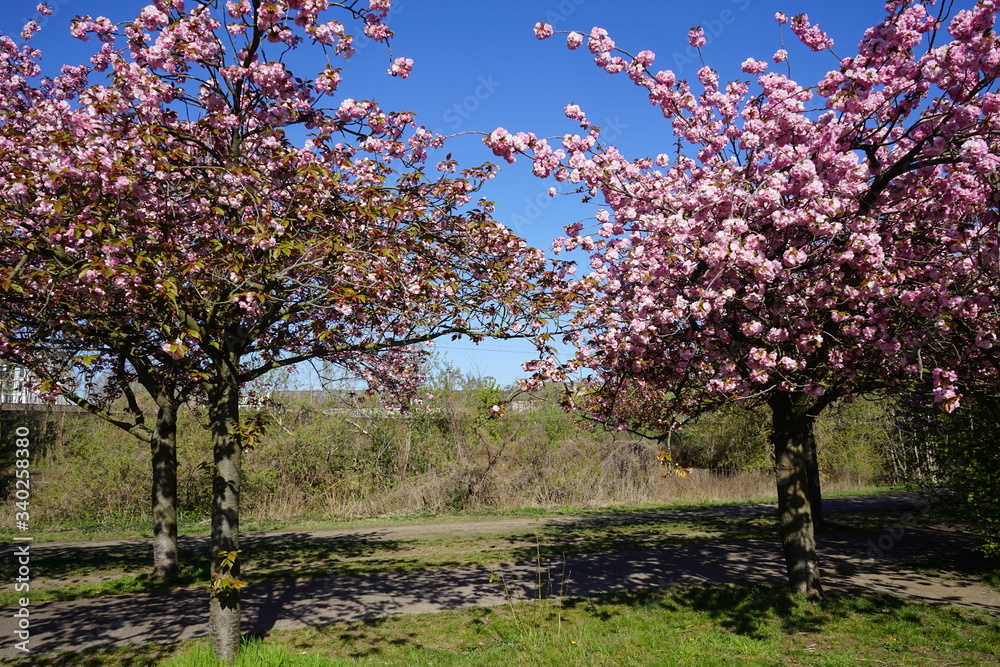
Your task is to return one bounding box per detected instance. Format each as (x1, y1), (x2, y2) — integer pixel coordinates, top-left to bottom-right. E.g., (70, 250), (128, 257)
(906, 393), (1000, 557)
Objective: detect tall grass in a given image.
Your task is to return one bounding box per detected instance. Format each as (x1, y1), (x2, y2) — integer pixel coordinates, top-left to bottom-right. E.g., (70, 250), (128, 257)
(0, 381), (904, 533)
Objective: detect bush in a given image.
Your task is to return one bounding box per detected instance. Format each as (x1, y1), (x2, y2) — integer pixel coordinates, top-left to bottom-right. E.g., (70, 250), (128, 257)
(1, 374), (902, 533)
(906, 394), (1000, 557)
(663, 396), (898, 485)
(814, 397), (899, 484)
(674, 402), (772, 473)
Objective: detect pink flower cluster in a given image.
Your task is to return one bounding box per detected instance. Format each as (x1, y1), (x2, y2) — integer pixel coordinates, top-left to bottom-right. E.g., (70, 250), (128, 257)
(789, 14), (835, 52)
(688, 26), (706, 48)
(534, 22), (554, 40)
(388, 56), (413, 78)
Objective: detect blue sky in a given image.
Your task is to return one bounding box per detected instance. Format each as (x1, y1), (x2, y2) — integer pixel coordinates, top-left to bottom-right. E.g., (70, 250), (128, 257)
(1, 0), (908, 385)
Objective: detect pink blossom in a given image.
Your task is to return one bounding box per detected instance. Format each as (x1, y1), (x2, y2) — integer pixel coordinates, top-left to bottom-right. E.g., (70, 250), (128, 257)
(635, 50), (656, 67)
(388, 57), (413, 78)
(226, 0), (251, 18)
(364, 22), (392, 41)
(21, 20), (41, 41)
(765, 328), (789, 343)
(779, 357), (798, 371)
(486, 127), (517, 163)
(697, 66), (718, 88)
(960, 137), (989, 157)
(599, 55), (628, 74)
(688, 26), (706, 48)
(310, 20), (345, 45)
(741, 58), (768, 74)
(588, 27), (614, 54)
(782, 247), (807, 266)
(564, 104), (587, 122)
(932, 368), (960, 412)
(315, 67), (342, 93)
(790, 14), (834, 51)
(139, 5), (170, 30)
(567, 32), (584, 50)
(534, 22), (554, 40)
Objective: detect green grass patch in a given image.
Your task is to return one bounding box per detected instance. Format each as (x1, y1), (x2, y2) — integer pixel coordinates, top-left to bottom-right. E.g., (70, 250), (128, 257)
(0, 506), (590, 545)
(7, 583), (998, 666)
(0, 565), (211, 607)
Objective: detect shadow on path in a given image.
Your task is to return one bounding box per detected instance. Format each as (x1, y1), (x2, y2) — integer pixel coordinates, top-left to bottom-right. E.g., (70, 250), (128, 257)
(2, 494), (996, 659)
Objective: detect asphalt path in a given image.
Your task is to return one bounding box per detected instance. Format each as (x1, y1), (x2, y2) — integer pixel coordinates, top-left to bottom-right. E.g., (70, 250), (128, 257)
(2, 493), (997, 660)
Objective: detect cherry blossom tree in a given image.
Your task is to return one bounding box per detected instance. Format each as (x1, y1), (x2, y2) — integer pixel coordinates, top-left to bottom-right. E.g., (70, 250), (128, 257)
(0, 1), (558, 659)
(489, 1), (1000, 599)
(0, 0), (216, 582)
(2, 338), (194, 579)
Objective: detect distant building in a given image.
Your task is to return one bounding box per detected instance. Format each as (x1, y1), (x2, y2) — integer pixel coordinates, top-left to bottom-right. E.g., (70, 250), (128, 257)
(2, 364), (35, 404)
(1, 363), (75, 408)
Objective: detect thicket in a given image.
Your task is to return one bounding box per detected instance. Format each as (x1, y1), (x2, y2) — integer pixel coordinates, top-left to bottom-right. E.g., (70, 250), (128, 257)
(1, 369), (909, 532)
(900, 393), (1000, 557)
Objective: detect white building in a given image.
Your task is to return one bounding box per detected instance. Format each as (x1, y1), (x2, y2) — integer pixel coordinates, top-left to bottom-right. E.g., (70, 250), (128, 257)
(1, 364), (73, 406)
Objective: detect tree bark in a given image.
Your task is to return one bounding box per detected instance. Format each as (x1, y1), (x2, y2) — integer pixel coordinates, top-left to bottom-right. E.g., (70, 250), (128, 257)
(207, 371), (242, 662)
(769, 390), (824, 600)
(150, 401), (179, 579)
(802, 423), (824, 533)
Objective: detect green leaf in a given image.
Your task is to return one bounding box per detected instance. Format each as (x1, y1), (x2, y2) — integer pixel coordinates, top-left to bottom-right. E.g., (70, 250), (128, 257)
(218, 550), (241, 569)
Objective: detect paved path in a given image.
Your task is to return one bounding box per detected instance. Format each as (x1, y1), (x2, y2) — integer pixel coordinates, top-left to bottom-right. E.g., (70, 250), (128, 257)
(2, 495), (997, 660)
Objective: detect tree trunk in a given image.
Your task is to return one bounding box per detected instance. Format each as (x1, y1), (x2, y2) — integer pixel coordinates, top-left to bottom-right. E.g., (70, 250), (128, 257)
(802, 424), (824, 533)
(769, 391), (824, 600)
(399, 413), (412, 482)
(150, 401), (179, 579)
(207, 372), (242, 662)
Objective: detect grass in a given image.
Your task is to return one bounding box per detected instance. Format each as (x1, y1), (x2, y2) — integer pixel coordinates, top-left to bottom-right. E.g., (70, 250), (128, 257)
(0, 492), (933, 606)
(7, 582), (998, 666)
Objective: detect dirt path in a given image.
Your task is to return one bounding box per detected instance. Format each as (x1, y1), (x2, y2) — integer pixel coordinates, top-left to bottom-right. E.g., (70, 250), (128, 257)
(14, 492), (929, 553)
(2, 493), (996, 660)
